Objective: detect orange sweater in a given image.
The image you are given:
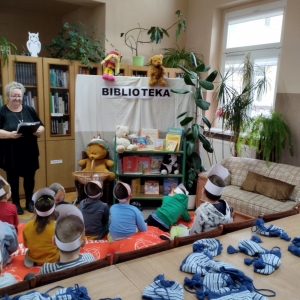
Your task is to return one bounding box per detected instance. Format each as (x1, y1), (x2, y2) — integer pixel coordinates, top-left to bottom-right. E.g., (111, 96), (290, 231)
(23, 220), (59, 264)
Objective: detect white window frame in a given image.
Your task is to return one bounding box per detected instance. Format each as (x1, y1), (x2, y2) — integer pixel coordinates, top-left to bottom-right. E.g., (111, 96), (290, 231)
(219, 0), (286, 119)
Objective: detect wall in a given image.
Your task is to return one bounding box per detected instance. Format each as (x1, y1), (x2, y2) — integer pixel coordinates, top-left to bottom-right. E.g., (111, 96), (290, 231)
(0, 7), (64, 57)
(186, 0), (300, 166)
(72, 0), (189, 65)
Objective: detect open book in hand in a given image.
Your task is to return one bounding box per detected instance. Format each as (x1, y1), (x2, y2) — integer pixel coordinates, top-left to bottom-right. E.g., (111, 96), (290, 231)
(17, 122), (40, 135)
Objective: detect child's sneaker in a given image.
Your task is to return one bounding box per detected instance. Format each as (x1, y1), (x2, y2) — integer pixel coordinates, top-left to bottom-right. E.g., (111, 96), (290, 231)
(159, 233), (172, 241)
(24, 251), (34, 268)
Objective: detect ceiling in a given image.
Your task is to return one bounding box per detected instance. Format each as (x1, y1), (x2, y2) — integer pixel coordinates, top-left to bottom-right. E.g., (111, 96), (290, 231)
(0, 0), (100, 16)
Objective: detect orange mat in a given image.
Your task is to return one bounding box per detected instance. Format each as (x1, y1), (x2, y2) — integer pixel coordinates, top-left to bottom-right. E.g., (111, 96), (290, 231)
(3, 214), (195, 282)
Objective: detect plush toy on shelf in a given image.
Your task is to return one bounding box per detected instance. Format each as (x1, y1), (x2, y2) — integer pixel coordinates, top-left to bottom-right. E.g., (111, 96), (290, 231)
(115, 125), (138, 153)
(148, 54), (167, 86)
(77, 135), (115, 181)
(160, 154), (179, 175)
(101, 50), (121, 81)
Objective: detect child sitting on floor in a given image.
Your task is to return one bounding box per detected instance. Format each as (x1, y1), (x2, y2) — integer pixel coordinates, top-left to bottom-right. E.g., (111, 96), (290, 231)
(189, 164), (232, 235)
(38, 213), (94, 274)
(108, 181), (147, 242)
(22, 188), (59, 268)
(49, 183), (70, 206)
(78, 180), (109, 240)
(145, 183), (191, 232)
(0, 244), (17, 288)
(0, 177), (18, 231)
(0, 220), (18, 268)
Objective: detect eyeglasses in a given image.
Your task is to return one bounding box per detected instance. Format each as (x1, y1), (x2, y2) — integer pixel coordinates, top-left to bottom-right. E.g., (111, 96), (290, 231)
(10, 95), (23, 99)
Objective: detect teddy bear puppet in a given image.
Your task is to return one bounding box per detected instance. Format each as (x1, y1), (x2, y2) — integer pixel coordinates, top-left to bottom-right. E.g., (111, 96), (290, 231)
(148, 54), (167, 87)
(101, 50), (121, 81)
(115, 125), (138, 153)
(77, 136), (115, 181)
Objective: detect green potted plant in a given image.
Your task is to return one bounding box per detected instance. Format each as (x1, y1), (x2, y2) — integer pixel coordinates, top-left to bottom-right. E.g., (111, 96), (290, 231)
(162, 45), (203, 71)
(171, 52), (218, 195)
(120, 10), (186, 66)
(237, 110), (294, 164)
(214, 54), (270, 156)
(0, 35), (17, 67)
(44, 22), (113, 69)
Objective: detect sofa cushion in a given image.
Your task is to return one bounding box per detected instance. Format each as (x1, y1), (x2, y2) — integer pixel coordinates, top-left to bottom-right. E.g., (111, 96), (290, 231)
(221, 157), (276, 187)
(241, 171), (295, 201)
(267, 163), (300, 201)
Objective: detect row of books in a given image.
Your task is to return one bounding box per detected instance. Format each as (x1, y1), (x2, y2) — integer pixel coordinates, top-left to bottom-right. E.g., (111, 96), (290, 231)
(49, 92), (69, 115)
(50, 69), (69, 88)
(14, 62), (37, 86)
(134, 127), (184, 151)
(120, 155), (179, 175)
(51, 119), (69, 135)
(23, 91), (37, 110)
(131, 177), (179, 195)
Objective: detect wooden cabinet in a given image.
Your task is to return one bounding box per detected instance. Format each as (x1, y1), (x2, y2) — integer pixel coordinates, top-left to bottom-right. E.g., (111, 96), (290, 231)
(74, 61), (102, 75)
(127, 65), (149, 77)
(43, 58), (75, 140)
(45, 139), (75, 191)
(113, 141), (186, 205)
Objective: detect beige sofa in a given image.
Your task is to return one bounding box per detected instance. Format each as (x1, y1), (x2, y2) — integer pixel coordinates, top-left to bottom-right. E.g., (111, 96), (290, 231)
(197, 157), (300, 217)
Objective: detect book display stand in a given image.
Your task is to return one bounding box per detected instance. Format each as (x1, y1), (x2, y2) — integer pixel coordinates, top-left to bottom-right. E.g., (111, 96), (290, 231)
(113, 139), (187, 205)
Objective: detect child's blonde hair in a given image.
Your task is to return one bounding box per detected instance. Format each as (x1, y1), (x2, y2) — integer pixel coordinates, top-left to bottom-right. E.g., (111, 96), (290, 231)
(55, 215), (84, 253)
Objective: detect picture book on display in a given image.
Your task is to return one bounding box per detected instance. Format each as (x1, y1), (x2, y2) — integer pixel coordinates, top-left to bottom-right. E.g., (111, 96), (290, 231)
(140, 128), (160, 149)
(154, 139), (165, 151)
(165, 140), (178, 151)
(136, 156), (151, 174)
(122, 156), (140, 174)
(136, 136), (148, 150)
(150, 155), (164, 174)
(144, 180), (160, 194)
(166, 134), (181, 151)
(163, 177), (179, 195)
(131, 178), (141, 195)
(167, 127), (184, 150)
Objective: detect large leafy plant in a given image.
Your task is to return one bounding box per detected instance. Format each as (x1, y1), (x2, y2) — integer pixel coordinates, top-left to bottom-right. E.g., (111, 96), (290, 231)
(214, 54), (271, 156)
(0, 35), (17, 67)
(237, 110), (294, 164)
(45, 22), (114, 68)
(120, 10), (186, 57)
(171, 53), (218, 191)
(162, 45), (203, 70)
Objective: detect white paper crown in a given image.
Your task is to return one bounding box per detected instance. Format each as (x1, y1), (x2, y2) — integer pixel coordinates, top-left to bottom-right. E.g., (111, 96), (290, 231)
(174, 183), (189, 195)
(204, 164), (229, 196)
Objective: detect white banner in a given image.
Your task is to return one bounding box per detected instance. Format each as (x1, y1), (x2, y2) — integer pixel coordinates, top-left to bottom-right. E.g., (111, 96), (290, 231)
(74, 75), (193, 169)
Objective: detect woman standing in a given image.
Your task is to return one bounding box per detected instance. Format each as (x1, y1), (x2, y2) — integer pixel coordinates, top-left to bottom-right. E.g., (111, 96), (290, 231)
(0, 82), (44, 215)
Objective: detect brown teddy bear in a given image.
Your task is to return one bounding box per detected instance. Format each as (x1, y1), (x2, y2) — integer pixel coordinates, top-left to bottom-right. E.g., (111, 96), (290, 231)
(148, 54), (167, 86)
(77, 137), (115, 181)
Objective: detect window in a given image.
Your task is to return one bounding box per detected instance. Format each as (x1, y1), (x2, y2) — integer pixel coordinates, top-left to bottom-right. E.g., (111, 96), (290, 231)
(219, 1), (285, 122)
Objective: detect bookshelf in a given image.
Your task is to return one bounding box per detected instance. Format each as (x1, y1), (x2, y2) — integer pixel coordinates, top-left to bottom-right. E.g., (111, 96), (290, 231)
(43, 58), (75, 140)
(113, 139), (186, 205)
(74, 61), (103, 76)
(128, 65), (149, 77)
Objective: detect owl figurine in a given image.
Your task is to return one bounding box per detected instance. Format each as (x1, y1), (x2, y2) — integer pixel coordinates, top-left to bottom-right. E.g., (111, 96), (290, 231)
(26, 32), (41, 57)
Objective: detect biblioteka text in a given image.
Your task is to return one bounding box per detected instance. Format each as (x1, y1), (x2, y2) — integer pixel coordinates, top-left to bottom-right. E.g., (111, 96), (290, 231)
(101, 86), (171, 98)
